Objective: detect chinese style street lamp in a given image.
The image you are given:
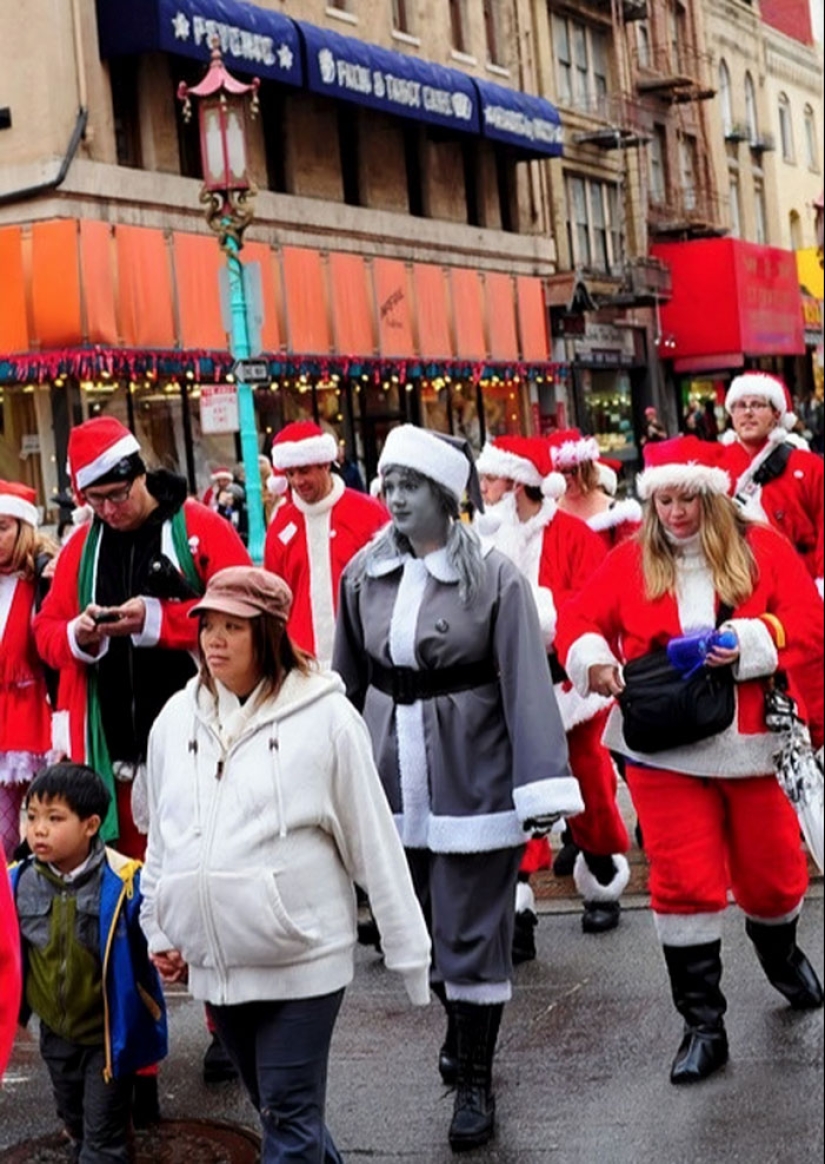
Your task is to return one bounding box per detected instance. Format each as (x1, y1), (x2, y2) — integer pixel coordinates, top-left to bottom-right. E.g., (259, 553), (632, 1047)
(178, 44), (265, 562)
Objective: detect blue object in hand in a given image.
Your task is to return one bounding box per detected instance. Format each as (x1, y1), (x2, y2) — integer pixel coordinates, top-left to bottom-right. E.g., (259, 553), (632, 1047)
(667, 627), (737, 677)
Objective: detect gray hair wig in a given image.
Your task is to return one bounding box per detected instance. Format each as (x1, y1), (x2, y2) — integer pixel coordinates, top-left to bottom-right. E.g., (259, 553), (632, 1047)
(353, 465), (484, 605)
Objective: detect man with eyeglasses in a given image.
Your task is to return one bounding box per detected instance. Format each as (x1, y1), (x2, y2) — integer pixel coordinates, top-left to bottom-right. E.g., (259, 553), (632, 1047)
(721, 372), (823, 747)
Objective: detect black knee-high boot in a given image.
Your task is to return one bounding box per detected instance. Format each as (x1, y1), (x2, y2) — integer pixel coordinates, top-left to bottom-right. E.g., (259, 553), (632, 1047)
(663, 941), (729, 1084)
(431, 982), (459, 1085)
(448, 1002), (503, 1152)
(745, 917), (824, 1009)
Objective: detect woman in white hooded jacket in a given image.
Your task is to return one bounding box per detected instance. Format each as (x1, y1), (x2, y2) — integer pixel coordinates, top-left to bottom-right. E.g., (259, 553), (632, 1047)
(139, 566), (430, 1163)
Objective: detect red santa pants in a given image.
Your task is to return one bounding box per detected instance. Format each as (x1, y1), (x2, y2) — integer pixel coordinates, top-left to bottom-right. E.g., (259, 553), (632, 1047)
(566, 711), (629, 857)
(625, 764), (809, 919)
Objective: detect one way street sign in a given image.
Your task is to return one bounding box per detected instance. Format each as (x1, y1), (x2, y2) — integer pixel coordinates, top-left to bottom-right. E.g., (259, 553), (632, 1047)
(231, 358), (270, 384)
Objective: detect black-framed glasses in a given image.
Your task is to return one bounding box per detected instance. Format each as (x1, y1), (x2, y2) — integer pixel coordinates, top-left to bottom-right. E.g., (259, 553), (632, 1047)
(85, 480), (134, 509)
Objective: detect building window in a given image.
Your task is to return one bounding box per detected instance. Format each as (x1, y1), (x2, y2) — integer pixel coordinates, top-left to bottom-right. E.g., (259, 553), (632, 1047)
(566, 175), (624, 273)
(744, 72), (758, 143)
(679, 135), (698, 209)
(649, 125), (667, 204)
(110, 56), (142, 169)
(728, 174), (741, 237)
(338, 107), (362, 207)
(804, 104), (818, 170)
(553, 15), (610, 110)
(789, 209), (802, 249)
(483, 0), (502, 65)
(718, 60), (732, 136)
(449, 0), (467, 52)
(392, 0), (411, 33)
(778, 92), (794, 161)
(636, 23), (650, 68)
(754, 179), (767, 243)
(328, 0), (350, 9)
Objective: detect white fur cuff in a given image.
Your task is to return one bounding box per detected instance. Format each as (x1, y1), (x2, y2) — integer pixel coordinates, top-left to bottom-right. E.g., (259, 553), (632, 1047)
(573, 852), (630, 902)
(653, 910), (723, 947)
(727, 618), (778, 682)
(532, 586), (557, 650)
(513, 777), (585, 822)
(565, 633), (620, 698)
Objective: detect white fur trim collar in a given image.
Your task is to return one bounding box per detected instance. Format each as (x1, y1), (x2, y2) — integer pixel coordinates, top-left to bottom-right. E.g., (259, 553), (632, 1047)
(291, 473), (345, 517)
(586, 498), (642, 533)
(365, 544), (460, 583)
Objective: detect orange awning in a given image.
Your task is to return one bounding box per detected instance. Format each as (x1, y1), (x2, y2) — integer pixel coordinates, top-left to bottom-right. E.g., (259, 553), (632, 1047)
(117, 225), (175, 349)
(451, 268), (487, 360)
(80, 220), (119, 346)
(243, 241), (284, 354)
(413, 263), (453, 358)
(373, 258), (415, 357)
(281, 246), (331, 355)
(0, 226), (29, 354)
(330, 253), (376, 355)
(485, 271), (519, 361)
(31, 220), (82, 349)
(173, 232), (227, 351)
(517, 276), (549, 362)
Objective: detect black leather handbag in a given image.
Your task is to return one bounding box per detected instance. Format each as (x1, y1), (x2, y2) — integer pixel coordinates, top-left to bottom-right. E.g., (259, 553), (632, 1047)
(617, 606), (735, 753)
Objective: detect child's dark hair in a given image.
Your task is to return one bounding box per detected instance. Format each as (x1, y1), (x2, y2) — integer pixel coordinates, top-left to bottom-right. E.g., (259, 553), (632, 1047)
(26, 763), (111, 826)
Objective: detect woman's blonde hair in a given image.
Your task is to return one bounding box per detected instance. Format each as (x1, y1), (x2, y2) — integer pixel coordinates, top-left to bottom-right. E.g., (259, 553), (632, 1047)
(570, 459), (600, 495)
(641, 491), (756, 607)
(198, 610), (314, 701)
(4, 521), (59, 582)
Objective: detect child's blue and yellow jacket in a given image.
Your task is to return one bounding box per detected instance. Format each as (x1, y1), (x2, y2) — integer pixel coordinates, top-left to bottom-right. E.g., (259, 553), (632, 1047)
(9, 844), (168, 1080)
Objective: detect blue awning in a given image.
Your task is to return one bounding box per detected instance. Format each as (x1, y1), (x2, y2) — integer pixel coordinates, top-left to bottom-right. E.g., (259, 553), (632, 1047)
(296, 21), (480, 136)
(474, 77), (563, 157)
(95, 0), (304, 86)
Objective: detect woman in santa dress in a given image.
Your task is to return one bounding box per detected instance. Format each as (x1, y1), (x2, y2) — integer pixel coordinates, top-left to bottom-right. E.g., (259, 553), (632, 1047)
(550, 429), (642, 551)
(0, 481), (57, 860)
(556, 435), (823, 1085)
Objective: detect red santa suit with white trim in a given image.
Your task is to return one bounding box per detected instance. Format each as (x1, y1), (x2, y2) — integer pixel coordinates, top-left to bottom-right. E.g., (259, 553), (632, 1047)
(719, 372), (824, 748)
(475, 436), (630, 935)
(556, 436), (823, 1084)
(264, 422), (388, 669)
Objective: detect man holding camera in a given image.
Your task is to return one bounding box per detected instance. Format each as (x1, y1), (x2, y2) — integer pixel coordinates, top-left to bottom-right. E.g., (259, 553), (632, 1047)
(34, 416), (250, 854)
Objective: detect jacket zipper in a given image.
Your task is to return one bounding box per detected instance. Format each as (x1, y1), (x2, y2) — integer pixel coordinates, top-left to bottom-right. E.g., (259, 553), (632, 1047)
(101, 880), (129, 1082)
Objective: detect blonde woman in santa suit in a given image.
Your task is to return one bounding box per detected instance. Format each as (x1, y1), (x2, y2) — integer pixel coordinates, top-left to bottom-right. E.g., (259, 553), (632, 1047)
(556, 435), (824, 1085)
(551, 430), (642, 552)
(0, 482), (57, 860)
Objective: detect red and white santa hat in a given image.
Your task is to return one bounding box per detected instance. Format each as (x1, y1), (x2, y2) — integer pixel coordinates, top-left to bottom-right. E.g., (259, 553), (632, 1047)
(547, 427), (601, 469)
(724, 372), (797, 431)
(270, 421), (338, 471)
(636, 435), (730, 500)
(67, 417), (142, 495)
(210, 466), (234, 483)
(378, 424), (470, 503)
(0, 480), (38, 527)
(475, 436), (566, 499)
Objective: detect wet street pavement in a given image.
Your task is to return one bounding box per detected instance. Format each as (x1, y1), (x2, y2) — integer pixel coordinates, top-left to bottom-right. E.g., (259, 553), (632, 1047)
(2, 881), (822, 1164)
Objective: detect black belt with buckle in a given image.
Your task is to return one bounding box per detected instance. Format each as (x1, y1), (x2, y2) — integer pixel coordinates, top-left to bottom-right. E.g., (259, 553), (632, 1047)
(367, 658), (498, 705)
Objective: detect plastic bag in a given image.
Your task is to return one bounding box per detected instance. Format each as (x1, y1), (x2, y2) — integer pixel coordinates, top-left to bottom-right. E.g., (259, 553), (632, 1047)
(765, 678), (824, 874)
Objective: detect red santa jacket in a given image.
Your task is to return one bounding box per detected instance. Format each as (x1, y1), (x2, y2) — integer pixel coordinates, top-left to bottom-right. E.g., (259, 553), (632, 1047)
(264, 477), (387, 665)
(0, 865), (21, 1080)
(556, 523), (824, 776)
(0, 576), (52, 756)
(33, 499), (249, 766)
(722, 431), (824, 592)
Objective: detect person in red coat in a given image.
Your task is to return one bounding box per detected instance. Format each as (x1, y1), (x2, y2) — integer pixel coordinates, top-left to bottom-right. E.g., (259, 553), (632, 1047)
(0, 481), (57, 861)
(264, 421), (388, 669)
(476, 436), (630, 948)
(0, 863), (21, 1081)
(720, 372), (824, 748)
(556, 435), (823, 1085)
(549, 430), (642, 551)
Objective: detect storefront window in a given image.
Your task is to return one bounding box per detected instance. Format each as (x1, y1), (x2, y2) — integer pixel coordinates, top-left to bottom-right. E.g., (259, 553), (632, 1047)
(581, 369), (638, 464)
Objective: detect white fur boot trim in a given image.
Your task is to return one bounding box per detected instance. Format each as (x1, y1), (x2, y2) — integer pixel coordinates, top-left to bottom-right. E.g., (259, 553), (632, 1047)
(573, 852), (630, 902)
(515, 880), (536, 915)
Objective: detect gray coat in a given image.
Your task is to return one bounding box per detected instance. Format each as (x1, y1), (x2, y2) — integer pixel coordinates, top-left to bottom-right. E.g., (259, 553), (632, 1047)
(333, 544), (583, 854)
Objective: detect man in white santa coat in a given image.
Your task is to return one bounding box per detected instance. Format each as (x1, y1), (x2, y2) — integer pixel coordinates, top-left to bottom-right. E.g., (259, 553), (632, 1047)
(264, 421), (387, 670)
(475, 436), (630, 935)
(720, 372), (824, 748)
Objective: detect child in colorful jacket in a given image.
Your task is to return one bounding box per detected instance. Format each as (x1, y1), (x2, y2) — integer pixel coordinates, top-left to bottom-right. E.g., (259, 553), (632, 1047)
(9, 762), (167, 1162)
